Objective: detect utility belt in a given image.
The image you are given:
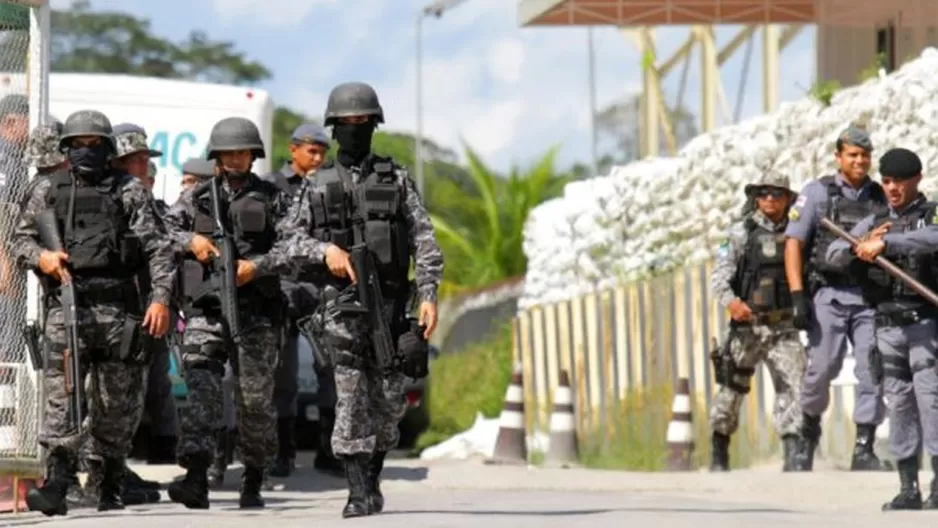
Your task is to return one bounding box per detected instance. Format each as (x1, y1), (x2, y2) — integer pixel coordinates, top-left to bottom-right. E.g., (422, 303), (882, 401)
(875, 308), (936, 329)
(810, 270), (863, 291)
(44, 280), (139, 309)
(751, 309), (792, 326)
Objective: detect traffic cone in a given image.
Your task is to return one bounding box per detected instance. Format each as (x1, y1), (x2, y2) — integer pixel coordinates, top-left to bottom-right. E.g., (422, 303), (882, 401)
(487, 363), (527, 464)
(666, 377), (694, 471)
(546, 370), (578, 467)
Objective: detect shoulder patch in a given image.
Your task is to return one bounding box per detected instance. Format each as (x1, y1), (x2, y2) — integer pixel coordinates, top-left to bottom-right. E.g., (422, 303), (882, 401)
(788, 208), (800, 221)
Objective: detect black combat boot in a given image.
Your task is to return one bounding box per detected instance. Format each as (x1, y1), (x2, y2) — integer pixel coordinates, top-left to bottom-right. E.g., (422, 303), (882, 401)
(167, 453), (210, 509)
(341, 454), (372, 518)
(781, 434), (800, 472)
(794, 413), (821, 471)
(207, 429), (229, 489)
(124, 466), (161, 490)
(882, 456), (923, 510)
(147, 436), (178, 465)
(709, 432), (730, 472)
(26, 448), (71, 516)
(238, 466), (265, 509)
(315, 409), (344, 476)
(851, 424), (891, 471)
(366, 451), (386, 514)
(64, 458), (94, 508)
(269, 417), (296, 478)
(121, 464), (161, 504)
(96, 458), (125, 511)
(923, 456), (938, 508)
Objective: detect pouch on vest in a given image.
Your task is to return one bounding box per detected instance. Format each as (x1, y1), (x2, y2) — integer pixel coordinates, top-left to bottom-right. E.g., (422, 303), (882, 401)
(119, 313), (153, 365)
(325, 181), (352, 249)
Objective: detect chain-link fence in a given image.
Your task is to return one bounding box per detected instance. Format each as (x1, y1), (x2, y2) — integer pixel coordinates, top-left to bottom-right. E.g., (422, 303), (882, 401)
(0, 0), (50, 477)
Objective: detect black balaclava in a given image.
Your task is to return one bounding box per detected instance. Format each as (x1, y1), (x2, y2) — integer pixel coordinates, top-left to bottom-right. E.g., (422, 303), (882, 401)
(334, 121), (376, 166)
(68, 142), (111, 182)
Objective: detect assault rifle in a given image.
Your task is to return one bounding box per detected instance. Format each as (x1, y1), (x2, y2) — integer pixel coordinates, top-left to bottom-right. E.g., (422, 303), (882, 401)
(192, 177), (241, 343)
(35, 209), (83, 434)
(349, 245), (398, 373)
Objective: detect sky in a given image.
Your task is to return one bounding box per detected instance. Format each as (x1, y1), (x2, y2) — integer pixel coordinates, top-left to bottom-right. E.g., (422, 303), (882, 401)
(47, 0), (817, 173)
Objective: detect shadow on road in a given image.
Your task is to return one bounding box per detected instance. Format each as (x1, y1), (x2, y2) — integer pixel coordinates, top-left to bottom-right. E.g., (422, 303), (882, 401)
(383, 506), (798, 516)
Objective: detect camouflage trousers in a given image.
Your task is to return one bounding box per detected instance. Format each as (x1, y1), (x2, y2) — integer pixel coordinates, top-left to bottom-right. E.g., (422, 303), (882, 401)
(39, 303), (148, 461)
(175, 313), (278, 469)
(323, 311), (407, 456)
(709, 324), (805, 437)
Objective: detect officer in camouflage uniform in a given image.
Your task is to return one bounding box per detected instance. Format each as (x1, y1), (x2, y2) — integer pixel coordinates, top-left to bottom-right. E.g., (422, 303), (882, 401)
(14, 110), (174, 515)
(112, 123), (178, 481)
(162, 116), (329, 510)
(23, 121), (67, 176)
(709, 171), (805, 472)
(827, 148), (938, 510)
(261, 123), (334, 477)
(290, 82), (443, 518)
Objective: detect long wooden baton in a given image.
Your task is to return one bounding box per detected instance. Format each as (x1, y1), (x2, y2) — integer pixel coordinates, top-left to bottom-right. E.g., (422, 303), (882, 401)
(820, 217), (938, 307)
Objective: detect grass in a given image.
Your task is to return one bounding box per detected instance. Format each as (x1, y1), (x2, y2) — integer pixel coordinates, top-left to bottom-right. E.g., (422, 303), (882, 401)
(414, 322), (514, 452)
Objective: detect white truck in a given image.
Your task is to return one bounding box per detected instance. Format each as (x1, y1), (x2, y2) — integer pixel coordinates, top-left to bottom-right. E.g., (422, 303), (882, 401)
(0, 72), (275, 204)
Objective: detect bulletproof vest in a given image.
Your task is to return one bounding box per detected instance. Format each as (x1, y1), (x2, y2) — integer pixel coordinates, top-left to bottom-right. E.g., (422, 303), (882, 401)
(732, 216), (791, 312)
(303, 157), (410, 292)
(809, 175), (887, 287)
(180, 177), (280, 302)
(864, 199), (938, 314)
(44, 170), (141, 279)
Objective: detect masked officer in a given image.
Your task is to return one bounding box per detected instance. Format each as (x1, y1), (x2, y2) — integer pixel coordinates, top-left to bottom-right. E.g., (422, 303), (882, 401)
(290, 82), (443, 518)
(14, 110), (174, 515)
(827, 148), (938, 510)
(783, 126), (890, 471)
(708, 171), (805, 472)
(261, 123), (333, 477)
(162, 116), (330, 510)
(111, 123), (178, 472)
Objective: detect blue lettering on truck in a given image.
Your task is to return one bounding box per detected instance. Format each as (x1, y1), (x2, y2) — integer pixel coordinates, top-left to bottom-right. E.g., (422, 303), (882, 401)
(149, 131), (201, 171)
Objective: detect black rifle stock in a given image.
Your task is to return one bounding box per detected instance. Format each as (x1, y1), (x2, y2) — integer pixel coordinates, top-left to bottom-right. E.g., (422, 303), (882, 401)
(35, 208), (83, 434)
(192, 178), (241, 343)
(349, 245), (397, 372)
(820, 217), (938, 307)
(22, 321), (41, 371)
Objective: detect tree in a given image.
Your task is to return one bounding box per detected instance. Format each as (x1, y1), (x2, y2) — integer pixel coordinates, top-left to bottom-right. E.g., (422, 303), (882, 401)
(49, 0), (270, 84)
(594, 94), (698, 172)
(430, 147), (570, 290)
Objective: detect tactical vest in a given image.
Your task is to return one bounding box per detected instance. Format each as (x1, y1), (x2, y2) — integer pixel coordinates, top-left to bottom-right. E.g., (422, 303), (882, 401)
(732, 216), (791, 313)
(44, 170), (141, 279)
(809, 175), (887, 288)
(180, 177), (281, 305)
(303, 157), (410, 293)
(269, 169), (305, 200)
(863, 199), (938, 315)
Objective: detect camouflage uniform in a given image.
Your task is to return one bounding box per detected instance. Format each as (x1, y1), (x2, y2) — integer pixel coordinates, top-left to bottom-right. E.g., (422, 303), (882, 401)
(708, 171), (804, 471)
(162, 116), (328, 510)
(14, 110), (176, 515)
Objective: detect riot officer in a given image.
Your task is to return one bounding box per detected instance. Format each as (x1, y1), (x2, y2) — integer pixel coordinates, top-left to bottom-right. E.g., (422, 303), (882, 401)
(261, 123), (334, 477)
(827, 148), (938, 510)
(708, 171), (805, 472)
(162, 116), (329, 510)
(783, 126), (890, 471)
(291, 82), (443, 518)
(14, 109), (174, 515)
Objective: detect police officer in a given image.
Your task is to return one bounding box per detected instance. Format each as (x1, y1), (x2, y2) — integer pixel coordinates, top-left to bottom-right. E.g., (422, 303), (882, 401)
(23, 121), (67, 176)
(783, 126), (889, 471)
(709, 171), (805, 472)
(261, 123), (333, 477)
(112, 123), (178, 469)
(290, 82), (443, 518)
(180, 158), (215, 193)
(0, 94), (30, 204)
(14, 110), (174, 515)
(827, 148), (938, 510)
(162, 116), (329, 510)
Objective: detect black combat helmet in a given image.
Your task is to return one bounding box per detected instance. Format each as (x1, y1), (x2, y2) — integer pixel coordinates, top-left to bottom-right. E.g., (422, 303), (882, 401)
(58, 109), (115, 152)
(324, 82), (384, 126)
(206, 117), (265, 159)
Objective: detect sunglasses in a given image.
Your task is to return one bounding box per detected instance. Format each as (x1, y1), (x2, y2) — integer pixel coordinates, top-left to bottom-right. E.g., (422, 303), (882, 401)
(753, 187), (787, 199)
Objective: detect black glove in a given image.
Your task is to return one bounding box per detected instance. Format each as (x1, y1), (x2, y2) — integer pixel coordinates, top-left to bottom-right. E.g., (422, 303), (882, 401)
(397, 319), (429, 379)
(791, 290), (811, 330)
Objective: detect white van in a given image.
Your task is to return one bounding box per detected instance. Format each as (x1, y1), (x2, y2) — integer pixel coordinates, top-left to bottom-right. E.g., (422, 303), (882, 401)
(0, 72), (274, 204)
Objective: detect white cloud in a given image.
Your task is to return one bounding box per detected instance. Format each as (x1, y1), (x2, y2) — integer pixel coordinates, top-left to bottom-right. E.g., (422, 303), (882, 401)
(210, 0), (337, 28)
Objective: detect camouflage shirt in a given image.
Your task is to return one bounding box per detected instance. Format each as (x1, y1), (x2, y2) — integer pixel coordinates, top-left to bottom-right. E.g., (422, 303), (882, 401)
(162, 173), (329, 277)
(287, 159), (444, 303)
(711, 210), (786, 309)
(13, 172), (177, 306)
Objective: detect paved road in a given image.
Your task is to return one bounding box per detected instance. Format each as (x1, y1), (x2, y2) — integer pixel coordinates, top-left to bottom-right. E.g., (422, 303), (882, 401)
(2, 456), (938, 527)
